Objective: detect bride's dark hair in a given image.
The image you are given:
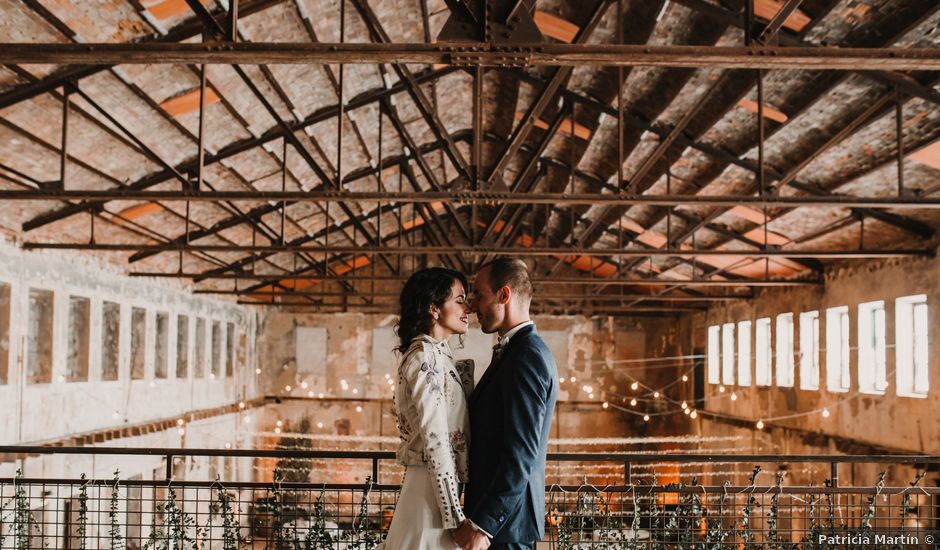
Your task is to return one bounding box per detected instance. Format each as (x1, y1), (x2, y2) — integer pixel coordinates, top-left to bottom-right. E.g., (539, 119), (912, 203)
(395, 267), (468, 352)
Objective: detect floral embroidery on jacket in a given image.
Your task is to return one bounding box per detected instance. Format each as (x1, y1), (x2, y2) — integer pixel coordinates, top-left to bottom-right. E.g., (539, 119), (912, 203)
(393, 335), (474, 529)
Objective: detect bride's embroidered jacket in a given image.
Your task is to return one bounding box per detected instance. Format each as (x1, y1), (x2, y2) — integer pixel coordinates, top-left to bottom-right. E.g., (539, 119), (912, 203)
(394, 335), (474, 529)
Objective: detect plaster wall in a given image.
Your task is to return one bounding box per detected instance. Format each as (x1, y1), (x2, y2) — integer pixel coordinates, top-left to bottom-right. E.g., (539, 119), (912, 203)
(693, 253), (940, 454)
(0, 242), (261, 445)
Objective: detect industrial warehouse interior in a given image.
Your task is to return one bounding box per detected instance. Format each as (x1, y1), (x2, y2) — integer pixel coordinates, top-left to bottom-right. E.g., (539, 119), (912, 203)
(0, 0), (939, 548)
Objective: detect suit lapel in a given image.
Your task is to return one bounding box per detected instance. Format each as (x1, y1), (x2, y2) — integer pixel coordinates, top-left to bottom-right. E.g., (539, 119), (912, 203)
(469, 325), (536, 406)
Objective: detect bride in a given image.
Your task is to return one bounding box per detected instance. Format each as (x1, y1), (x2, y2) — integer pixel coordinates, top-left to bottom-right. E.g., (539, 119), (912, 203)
(382, 267), (474, 549)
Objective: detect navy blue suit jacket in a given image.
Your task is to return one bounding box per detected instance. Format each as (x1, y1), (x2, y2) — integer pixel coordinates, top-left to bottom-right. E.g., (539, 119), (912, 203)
(465, 324), (558, 543)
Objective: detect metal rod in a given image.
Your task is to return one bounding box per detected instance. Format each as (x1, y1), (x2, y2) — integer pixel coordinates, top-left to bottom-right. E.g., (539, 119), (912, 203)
(4, 43), (938, 70)
(26, 242), (931, 258)
(129, 272), (822, 286)
(6, 189), (940, 208)
(58, 84), (70, 191)
(196, 64), (207, 191)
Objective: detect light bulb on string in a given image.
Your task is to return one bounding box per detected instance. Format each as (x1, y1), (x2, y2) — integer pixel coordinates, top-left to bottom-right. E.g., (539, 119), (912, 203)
(588, 393), (595, 399)
(630, 381), (639, 391)
(643, 414), (650, 422)
(680, 401), (688, 410)
(274, 427), (281, 434)
(756, 419), (764, 430)
(730, 392), (738, 401)
(683, 408), (690, 415)
(718, 385), (725, 393)
(285, 385), (292, 392)
(569, 376), (576, 383)
(602, 402), (609, 409)
(630, 398), (637, 406)
(653, 391), (660, 399)
(682, 375), (688, 382)
(690, 410), (698, 419)
(821, 408), (830, 418)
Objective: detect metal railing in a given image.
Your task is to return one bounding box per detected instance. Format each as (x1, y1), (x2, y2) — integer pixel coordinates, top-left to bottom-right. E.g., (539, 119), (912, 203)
(1, 446), (939, 549)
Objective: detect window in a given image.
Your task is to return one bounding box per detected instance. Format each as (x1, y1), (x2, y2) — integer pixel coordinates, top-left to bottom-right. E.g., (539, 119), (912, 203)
(826, 306), (850, 392)
(66, 296), (91, 382)
(101, 302), (120, 381)
(211, 321), (221, 378)
(130, 307), (147, 380)
(176, 315), (189, 379)
(858, 301), (887, 395)
(799, 311), (820, 390)
(226, 322), (235, 377)
(27, 288), (54, 384)
(775, 313), (794, 387)
(896, 295), (928, 398)
(155, 311), (169, 379)
(195, 317), (206, 378)
(0, 282), (10, 385)
(721, 323), (735, 386)
(737, 320), (751, 387)
(754, 317), (772, 386)
(706, 325), (720, 384)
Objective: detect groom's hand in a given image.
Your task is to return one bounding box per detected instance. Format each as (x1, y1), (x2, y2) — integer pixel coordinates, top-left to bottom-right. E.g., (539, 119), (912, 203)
(451, 519), (491, 550)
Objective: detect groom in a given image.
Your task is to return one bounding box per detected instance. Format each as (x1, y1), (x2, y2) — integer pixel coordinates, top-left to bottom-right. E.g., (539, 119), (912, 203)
(453, 258), (559, 550)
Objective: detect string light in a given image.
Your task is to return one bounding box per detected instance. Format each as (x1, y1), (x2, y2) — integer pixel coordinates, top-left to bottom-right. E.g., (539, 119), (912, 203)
(602, 402), (609, 409)
(559, 377), (565, 384)
(821, 408), (830, 418)
(177, 418), (185, 426)
(630, 381), (639, 391)
(285, 385), (292, 392)
(680, 401), (688, 410)
(718, 385), (725, 393)
(238, 401), (246, 409)
(653, 391), (660, 399)
(690, 410), (697, 419)
(643, 414), (650, 422)
(683, 408), (690, 415)
(276, 420), (283, 427)
(682, 375), (689, 382)
(274, 427), (281, 434)
(356, 406), (363, 413)
(307, 391), (315, 397)
(588, 393), (595, 399)
(630, 398), (637, 406)
(177, 428), (186, 436)
(730, 392), (738, 401)
(255, 368), (262, 374)
(316, 422), (324, 429)
(756, 419), (765, 430)
(301, 381), (309, 389)
(569, 376), (576, 383)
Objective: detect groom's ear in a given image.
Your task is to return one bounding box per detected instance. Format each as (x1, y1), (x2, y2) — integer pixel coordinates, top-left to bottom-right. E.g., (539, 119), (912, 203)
(497, 286), (512, 304)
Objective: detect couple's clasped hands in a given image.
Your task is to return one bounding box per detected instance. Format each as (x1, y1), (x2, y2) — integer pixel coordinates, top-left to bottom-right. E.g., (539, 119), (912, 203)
(451, 519), (491, 550)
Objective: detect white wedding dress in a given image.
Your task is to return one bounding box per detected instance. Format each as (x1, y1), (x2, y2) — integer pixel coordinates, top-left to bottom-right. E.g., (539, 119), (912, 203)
(379, 335), (473, 550)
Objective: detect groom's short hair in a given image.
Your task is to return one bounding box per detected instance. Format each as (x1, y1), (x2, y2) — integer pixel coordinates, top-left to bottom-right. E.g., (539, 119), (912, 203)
(481, 257), (533, 301)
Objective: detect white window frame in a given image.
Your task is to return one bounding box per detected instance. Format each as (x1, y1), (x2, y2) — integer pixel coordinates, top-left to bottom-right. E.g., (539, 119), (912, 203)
(737, 320), (752, 387)
(755, 317), (772, 387)
(857, 300), (887, 395)
(896, 295), (928, 398)
(721, 323), (735, 386)
(826, 306), (851, 393)
(775, 313), (795, 387)
(798, 311), (820, 391)
(707, 325), (720, 385)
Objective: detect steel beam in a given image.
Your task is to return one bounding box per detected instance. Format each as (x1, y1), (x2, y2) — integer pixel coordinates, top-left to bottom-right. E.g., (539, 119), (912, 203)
(7, 190), (940, 209)
(129, 271), (819, 286)
(23, 242), (931, 259)
(1, 43), (938, 70)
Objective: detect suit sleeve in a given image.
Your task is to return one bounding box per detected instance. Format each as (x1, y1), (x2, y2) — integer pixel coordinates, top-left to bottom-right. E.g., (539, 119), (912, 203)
(402, 347), (466, 529)
(468, 347), (550, 536)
